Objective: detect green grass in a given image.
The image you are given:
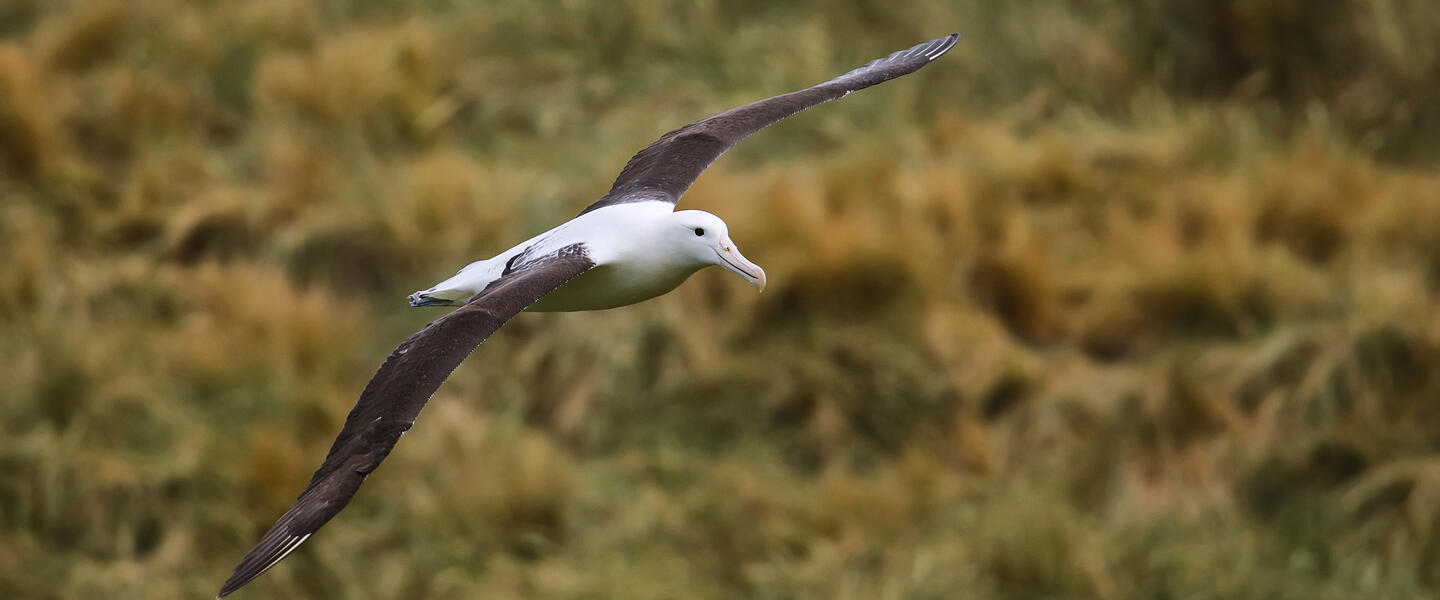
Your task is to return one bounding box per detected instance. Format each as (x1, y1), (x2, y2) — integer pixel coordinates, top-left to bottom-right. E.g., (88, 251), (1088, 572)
(3, 1), (1440, 598)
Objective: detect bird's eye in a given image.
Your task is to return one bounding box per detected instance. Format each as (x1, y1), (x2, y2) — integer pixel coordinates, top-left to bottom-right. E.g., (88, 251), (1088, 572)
(694, 228), (705, 236)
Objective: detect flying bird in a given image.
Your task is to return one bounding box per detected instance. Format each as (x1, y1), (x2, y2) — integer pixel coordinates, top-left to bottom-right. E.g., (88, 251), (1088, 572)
(219, 33), (959, 597)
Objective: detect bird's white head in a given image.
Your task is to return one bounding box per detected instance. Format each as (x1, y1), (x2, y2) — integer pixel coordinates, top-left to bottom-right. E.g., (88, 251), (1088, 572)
(666, 210), (766, 291)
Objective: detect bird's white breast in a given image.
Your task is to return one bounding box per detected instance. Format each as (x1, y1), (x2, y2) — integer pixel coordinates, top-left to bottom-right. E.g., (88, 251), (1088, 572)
(525, 201), (701, 312)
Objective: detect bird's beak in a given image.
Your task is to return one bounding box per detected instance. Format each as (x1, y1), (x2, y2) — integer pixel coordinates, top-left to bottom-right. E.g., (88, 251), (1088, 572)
(714, 238), (766, 292)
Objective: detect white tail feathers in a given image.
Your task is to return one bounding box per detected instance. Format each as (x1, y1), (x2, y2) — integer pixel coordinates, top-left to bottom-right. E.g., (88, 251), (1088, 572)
(408, 288), (472, 307)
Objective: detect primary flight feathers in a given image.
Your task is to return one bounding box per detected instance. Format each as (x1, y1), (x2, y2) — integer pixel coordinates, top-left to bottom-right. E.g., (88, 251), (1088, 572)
(219, 33), (958, 597)
(218, 249), (596, 597)
(584, 33), (960, 213)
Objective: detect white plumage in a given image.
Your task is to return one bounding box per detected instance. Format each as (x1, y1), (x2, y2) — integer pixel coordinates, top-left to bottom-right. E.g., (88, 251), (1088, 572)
(409, 200), (765, 312)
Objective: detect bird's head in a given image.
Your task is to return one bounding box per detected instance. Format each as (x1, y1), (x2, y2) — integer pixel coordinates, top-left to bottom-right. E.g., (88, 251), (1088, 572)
(667, 210), (766, 291)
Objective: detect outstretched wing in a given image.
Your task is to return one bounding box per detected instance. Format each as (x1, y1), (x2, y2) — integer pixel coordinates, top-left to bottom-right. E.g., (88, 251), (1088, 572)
(217, 245), (596, 598)
(578, 33), (959, 215)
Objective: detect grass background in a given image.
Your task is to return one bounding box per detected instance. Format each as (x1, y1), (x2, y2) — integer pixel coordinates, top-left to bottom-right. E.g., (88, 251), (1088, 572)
(3, 0), (1440, 598)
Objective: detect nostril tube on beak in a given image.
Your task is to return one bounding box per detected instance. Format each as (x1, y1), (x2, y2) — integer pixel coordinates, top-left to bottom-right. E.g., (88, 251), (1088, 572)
(713, 241), (765, 292)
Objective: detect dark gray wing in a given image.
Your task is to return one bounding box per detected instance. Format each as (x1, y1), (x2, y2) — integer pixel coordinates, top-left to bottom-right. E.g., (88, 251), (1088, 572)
(578, 33), (959, 215)
(217, 246), (595, 598)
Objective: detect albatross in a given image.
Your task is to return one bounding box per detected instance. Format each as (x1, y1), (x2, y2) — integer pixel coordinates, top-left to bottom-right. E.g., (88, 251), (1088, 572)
(218, 33), (959, 597)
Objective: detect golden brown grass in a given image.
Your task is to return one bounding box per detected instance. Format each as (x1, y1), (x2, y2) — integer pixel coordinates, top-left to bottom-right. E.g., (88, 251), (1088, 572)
(3, 1), (1440, 598)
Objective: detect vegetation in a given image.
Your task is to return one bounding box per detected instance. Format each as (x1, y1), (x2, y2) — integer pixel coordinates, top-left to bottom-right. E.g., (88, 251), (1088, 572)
(3, 1), (1440, 598)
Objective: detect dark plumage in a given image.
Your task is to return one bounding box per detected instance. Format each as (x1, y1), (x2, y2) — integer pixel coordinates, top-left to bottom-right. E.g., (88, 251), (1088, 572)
(218, 33), (958, 597)
(218, 248), (595, 597)
(579, 33), (959, 214)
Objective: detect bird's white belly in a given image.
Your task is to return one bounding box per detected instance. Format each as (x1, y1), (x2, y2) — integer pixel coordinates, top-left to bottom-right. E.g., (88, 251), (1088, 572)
(527, 262), (698, 312)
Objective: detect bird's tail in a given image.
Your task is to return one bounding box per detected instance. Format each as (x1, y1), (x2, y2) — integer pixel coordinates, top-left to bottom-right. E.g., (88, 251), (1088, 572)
(410, 260), (494, 307)
(408, 287), (471, 307)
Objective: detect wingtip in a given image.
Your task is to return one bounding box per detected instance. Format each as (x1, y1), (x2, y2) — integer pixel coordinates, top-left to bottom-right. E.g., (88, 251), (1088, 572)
(216, 573), (250, 597)
(914, 33), (960, 62)
(937, 32), (961, 52)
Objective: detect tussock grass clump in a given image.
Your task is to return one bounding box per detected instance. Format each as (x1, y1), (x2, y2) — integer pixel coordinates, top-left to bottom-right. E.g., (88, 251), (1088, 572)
(0, 46), (56, 180)
(37, 0), (127, 73)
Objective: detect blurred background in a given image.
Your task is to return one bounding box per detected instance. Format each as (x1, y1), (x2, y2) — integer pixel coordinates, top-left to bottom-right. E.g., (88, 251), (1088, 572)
(3, 0), (1440, 598)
